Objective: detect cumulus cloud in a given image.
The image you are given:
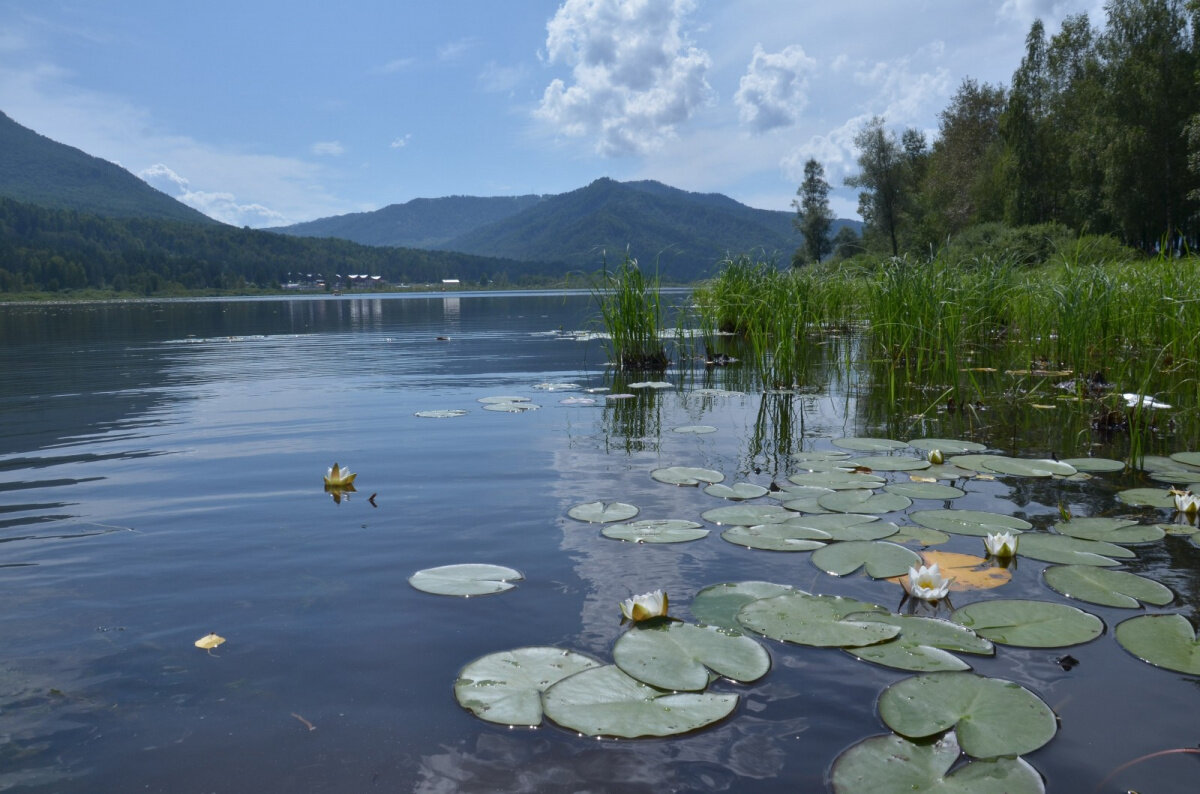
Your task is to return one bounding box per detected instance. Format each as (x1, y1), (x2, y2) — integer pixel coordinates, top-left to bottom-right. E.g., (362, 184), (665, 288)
(536, 0), (714, 156)
(310, 140), (344, 156)
(735, 44), (816, 132)
(138, 163), (286, 227)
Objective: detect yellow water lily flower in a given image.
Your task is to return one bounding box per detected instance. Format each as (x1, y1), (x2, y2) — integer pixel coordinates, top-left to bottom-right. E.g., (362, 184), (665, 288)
(908, 564), (952, 602)
(1174, 490), (1200, 515)
(619, 589), (668, 622)
(927, 449), (944, 465)
(323, 462), (357, 487)
(983, 531), (1019, 558)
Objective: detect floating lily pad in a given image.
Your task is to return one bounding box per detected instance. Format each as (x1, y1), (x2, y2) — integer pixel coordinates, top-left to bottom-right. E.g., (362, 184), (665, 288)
(559, 396), (597, 406)
(1043, 565), (1174, 608)
(1157, 520), (1200, 536)
(602, 519), (708, 543)
(477, 395), (530, 404)
(978, 457), (1077, 478)
(1169, 451), (1200, 468)
(910, 510), (1032, 537)
(831, 732), (1045, 793)
(704, 482), (769, 500)
(701, 504), (792, 526)
(1116, 487), (1177, 508)
(673, 425), (718, 434)
(791, 451), (852, 462)
(889, 526), (953, 546)
(945, 454), (1004, 472)
(532, 381), (580, 391)
(818, 490), (912, 515)
(541, 665), (737, 738)
(951, 599), (1104, 647)
(878, 672), (1058, 758)
(690, 581), (795, 629)
(785, 513), (894, 541)
(812, 541), (922, 578)
(1015, 533), (1133, 566)
(454, 647), (602, 725)
(1052, 517), (1164, 544)
(613, 621), (770, 690)
(628, 380), (673, 390)
(843, 614), (995, 672)
(737, 591), (898, 647)
(908, 438), (988, 454)
(779, 497), (833, 514)
(1145, 468), (1200, 484)
(408, 564), (524, 596)
(791, 459), (858, 473)
(721, 523), (829, 552)
(483, 401), (541, 413)
(885, 482), (965, 500)
(1115, 614), (1200, 674)
(833, 437), (907, 452)
(787, 471), (886, 490)
(651, 466), (725, 486)
(414, 409), (469, 418)
(567, 501), (639, 523)
(1059, 456), (1126, 473)
(850, 455), (932, 472)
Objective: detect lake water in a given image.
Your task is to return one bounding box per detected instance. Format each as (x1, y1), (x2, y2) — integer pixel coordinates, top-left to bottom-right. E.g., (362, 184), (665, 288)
(2, 291), (1199, 793)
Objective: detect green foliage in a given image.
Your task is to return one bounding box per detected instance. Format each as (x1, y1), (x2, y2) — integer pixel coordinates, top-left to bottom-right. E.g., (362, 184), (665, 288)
(592, 255), (668, 371)
(792, 158), (833, 265)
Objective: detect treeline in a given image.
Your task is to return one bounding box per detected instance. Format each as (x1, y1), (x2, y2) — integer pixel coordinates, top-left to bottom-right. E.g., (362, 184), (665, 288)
(0, 197), (570, 294)
(812, 0), (1200, 260)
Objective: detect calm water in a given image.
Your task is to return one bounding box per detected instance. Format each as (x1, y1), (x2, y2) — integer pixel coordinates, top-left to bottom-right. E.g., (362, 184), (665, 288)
(1, 292), (1199, 793)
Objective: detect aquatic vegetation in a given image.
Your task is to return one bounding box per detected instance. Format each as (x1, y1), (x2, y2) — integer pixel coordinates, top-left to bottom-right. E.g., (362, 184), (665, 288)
(194, 632), (226, 650)
(907, 563), (953, 601)
(323, 462), (356, 487)
(592, 255), (669, 371)
(408, 564), (524, 596)
(619, 589), (669, 622)
(983, 531), (1018, 558)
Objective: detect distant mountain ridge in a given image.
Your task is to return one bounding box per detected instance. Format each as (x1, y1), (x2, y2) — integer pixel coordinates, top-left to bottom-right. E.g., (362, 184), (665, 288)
(0, 110), (216, 224)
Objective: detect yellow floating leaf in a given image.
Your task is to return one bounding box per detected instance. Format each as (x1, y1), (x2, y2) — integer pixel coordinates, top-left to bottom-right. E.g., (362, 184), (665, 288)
(960, 367), (997, 372)
(973, 473), (996, 480)
(909, 474), (938, 483)
(195, 633), (226, 650)
(1030, 404), (1056, 410)
(889, 551), (1012, 592)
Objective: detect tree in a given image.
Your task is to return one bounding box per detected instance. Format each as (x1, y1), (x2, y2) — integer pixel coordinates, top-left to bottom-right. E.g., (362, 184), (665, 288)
(830, 225), (863, 261)
(926, 78), (1008, 236)
(792, 158), (833, 265)
(1002, 19), (1054, 225)
(846, 117), (907, 256)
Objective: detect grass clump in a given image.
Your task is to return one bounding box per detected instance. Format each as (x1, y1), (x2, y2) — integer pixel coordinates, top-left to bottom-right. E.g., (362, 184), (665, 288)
(593, 255), (668, 371)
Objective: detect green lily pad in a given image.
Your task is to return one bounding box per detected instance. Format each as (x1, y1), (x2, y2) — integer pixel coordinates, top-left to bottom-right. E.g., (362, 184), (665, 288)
(613, 621), (770, 690)
(1043, 565), (1174, 608)
(477, 395), (530, 404)
(1169, 451), (1200, 468)
(791, 450), (852, 462)
(650, 466), (725, 486)
(1059, 456), (1126, 472)
(878, 672), (1058, 758)
(850, 455), (932, 472)
(831, 732), (1045, 793)
(889, 526), (953, 546)
(783, 513), (894, 541)
(1052, 517), (1164, 544)
(843, 614), (995, 672)
(408, 563), (524, 596)
(921, 464), (977, 480)
(627, 380), (673, 389)
(910, 510), (1032, 537)
(701, 504), (792, 526)
(779, 497), (833, 513)
(978, 457), (1077, 477)
(885, 482), (966, 500)
(1156, 520), (1200, 536)
(704, 482), (769, 500)
(811, 540), (922, 578)
(690, 581), (795, 629)
(541, 665), (737, 738)
(833, 437), (907, 452)
(454, 646), (603, 725)
(787, 471), (887, 490)
(482, 401), (540, 413)
(601, 519), (708, 543)
(1145, 468), (1200, 484)
(946, 454), (1006, 472)
(567, 501), (639, 523)
(737, 591), (898, 647)
(673, 425), (718, 434)
(414, 409), (469, 418)
(1115, 614), (1200, 674)
(791, 459), (859, 473)
(819, 490), (912, 514)
(1015, 533), (1133, 566)
(769, 484), (835, 501)
(720, 524), (828, 552)
(908, 438), (988, 454)
(951, 599), (1104, 647)
(1116, 487), (1177, 508)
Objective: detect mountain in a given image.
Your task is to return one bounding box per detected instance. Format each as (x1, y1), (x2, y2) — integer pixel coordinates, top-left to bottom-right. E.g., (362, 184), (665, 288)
(0, 110), (216, 225)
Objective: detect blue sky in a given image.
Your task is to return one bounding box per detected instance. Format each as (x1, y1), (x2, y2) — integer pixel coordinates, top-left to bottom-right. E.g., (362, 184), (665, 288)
(0, 0), (1102, 227)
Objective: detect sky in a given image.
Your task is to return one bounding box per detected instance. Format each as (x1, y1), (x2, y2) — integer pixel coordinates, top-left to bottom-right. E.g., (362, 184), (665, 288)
(0, 0), (1105, 227)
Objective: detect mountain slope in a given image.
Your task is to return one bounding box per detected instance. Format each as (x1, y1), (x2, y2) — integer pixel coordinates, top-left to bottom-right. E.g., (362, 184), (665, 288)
(0, 110), (216, 224)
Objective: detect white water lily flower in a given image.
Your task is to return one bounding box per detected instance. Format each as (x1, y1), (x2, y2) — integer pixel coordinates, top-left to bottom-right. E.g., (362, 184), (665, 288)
(1122, 393), (1172, 410)
(927, 449), (944, 465)
(908, 564), (952, 602)
(619, 589), (668, 622)
(1174, 490), (1200, 515)
(983, 531), (1019, 558)
(323, 462), (357, 487)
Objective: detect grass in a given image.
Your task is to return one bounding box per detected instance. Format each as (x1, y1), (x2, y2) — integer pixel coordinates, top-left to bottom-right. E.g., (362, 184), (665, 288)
(592, 255), (669, 371)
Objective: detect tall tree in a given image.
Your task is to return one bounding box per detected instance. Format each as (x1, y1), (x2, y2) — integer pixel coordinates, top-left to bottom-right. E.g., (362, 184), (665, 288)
(926, 78), (1008, 236)
(792, 158), (833, 265)
(846, 117), (907, 256)
(1002, 19), (1054, 225)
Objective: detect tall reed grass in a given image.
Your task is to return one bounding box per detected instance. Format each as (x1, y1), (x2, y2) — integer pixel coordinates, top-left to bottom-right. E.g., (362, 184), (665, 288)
(592, 255), (668, 371)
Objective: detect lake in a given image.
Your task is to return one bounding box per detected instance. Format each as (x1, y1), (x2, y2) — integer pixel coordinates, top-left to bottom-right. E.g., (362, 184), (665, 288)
(2, 291), (1199, 793)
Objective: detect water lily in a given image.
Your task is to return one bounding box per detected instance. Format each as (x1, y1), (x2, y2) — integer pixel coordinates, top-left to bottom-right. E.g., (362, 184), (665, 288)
(927, 449), (944, 465)
(983, 531), (1019, 558)
(907, 564), (952, 602)
(1173, 490), (1200, 515)
(324, 462), (357, 487)
(1122, 392), (1172, 410)
(620, 589), (668, 622)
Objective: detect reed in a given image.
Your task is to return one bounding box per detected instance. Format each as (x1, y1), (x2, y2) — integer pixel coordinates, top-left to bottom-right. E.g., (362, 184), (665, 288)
(593, 255), (668, 371)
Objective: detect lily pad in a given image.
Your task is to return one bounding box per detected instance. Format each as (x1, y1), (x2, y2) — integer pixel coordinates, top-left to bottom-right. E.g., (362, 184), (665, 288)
(651, 466), (725, 486)
(1168, 451), (1200, 468)
(483, 401), (540, 413)
(477, 395), (530, 404)
(843, 614), (995, 672)
(690, 581), (795, 629)
(736, 591), (899, 647)
(532, 381), (580, 391)
(454, 647), (602, 726)
(885, 482), (966, 500)
(1115, 614), (1200, 674)
(910, 510), (1032, 537)
(889, 526), (953, 546)
(831, 732), (1045, 793)
(414, 409), (469, 418)
(908, 438), (988, 454)
(704, 482), (769, 500)
(1015, 533), (1133, 566)
(978, 457), (1077, 478)
(602, 519), (708, 543)
(627, 380), (673, 390)
(1043, 565), (1174, 608)
(791, 450), (852, 462)
(541, 665), (737, 738)
(818, 490), (912, 515)
(701, 504), (792, 526)
(784, 513), (894, 541)
(850, 455), (932, 472)
(408, 563), (524, 596)
(721, 524), (828, 552)
(945, 454), (1006, 472)
(1116, 487), (1177, 508)
(878, 672), (1058, 758)
(1059, 456), (1126, 473)
(811, 541), (922, 578)
(833, 437), (907, 452)
(613, 621), (770, 690)
(1052, 517), (1164, 544)
(787, 471), (886, 490)
(917, 464), (977, 481)
(567, 501), (639, 523)
(672, 425), (718, 434)
(951, 599), (1104, 647)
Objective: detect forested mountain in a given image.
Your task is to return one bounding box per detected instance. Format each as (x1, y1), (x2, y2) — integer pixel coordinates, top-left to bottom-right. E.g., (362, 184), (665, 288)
(0, 111), (215, 225)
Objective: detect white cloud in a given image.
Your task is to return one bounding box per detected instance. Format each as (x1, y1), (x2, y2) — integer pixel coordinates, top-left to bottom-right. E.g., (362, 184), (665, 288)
(438, 37), (476, 61)
(370, 56), (415, 75)
(310, 140), (344, 156)
(735, 44), (816, 132)
(138, 163), (286, 227)
(478, 61), (530, 94)
(536, 0), (714, 156)
(389, 134), (411, 149)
